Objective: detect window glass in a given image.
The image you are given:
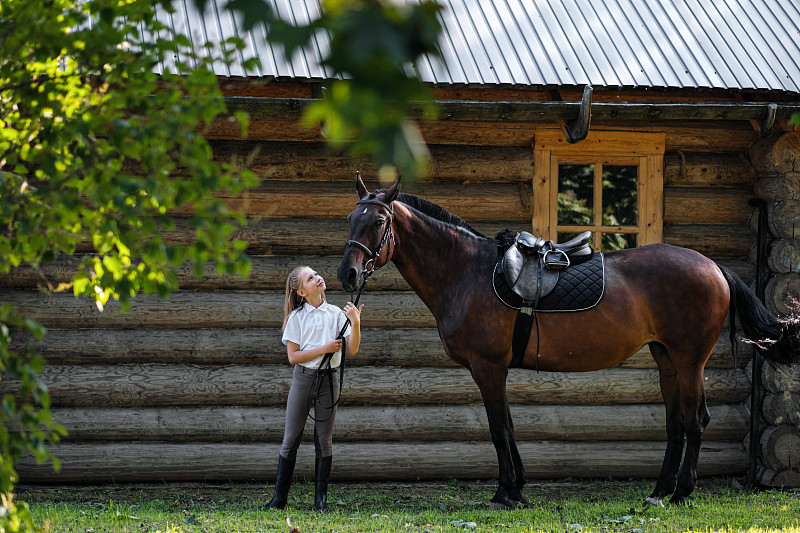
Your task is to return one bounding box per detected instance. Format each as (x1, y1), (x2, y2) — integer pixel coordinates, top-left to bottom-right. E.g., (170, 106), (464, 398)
(602, 165), (637, 227)
(602, 233), (636, 251)
(557, 164), (594, 226)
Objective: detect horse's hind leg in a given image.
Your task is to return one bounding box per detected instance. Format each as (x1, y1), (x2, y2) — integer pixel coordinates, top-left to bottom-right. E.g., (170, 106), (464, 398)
(647, 342), (685, 505)
(670, 375), (710, 505)
(648, 342), (712, 506)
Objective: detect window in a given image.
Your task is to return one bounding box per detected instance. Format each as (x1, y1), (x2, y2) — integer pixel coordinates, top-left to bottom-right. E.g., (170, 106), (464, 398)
(532, 130), (665, 250)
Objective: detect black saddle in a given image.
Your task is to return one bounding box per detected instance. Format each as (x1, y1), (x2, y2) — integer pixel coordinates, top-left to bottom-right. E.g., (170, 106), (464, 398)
(501, 230), (593, 305)
(493, 230), (598, 370)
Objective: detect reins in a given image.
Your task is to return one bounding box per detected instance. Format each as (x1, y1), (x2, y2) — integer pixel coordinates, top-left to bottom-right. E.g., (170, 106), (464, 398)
(306, 197), (394, 422)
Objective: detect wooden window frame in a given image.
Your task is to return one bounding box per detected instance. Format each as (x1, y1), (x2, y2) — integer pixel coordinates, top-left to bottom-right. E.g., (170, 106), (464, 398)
(532, 129), (666, 248)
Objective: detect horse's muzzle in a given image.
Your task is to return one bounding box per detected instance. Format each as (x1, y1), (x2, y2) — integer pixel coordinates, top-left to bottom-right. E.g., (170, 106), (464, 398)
(338, 263), (361, 292)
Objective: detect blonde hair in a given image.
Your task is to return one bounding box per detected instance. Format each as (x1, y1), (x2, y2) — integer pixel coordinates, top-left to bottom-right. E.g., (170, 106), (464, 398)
(283, 266), (325, 330)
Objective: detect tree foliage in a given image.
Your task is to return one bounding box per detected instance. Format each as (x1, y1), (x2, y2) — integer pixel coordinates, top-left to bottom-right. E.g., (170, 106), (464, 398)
(225, 0), (444, 183)
(0, 0), (445, 526)
(1, 0), (256, 529)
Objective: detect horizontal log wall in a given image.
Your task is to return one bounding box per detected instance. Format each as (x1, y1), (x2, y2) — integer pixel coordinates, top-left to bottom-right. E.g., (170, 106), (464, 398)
(3, 97), (765, 484)
(42, 404), (748, 442)
(15, 441), (747, 483)
(1, 364), (750, 407)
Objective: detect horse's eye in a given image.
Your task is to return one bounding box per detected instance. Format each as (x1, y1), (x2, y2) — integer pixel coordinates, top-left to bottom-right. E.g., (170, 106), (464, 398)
(376, 219), (384, 228)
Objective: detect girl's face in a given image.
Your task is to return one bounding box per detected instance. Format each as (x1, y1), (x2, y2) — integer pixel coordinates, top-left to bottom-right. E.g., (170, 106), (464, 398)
(296, 267), (326, 300)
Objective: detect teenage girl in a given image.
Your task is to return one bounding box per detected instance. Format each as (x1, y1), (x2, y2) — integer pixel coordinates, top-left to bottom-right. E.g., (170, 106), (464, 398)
(266, 265), (363, 511)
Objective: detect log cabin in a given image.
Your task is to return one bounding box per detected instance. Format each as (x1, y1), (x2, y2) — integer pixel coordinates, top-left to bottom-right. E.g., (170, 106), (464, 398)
(4, 0), (800, 487)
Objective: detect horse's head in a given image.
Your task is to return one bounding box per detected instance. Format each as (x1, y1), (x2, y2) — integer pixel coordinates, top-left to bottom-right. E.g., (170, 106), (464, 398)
(337, 172), (400, 292)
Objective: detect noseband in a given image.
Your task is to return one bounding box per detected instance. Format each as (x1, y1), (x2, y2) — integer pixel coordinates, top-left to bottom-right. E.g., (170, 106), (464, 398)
(346, 198), (395, 274)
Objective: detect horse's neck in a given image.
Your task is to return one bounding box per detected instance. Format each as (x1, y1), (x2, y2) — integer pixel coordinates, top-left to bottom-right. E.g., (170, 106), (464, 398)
(391, 204), (487, 310)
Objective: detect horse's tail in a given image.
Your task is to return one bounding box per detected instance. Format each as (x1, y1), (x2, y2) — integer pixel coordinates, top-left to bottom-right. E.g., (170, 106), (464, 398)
(719, 265), (794, 364)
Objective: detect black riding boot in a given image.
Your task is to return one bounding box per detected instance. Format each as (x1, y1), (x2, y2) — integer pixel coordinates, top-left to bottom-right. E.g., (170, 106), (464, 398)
(266, 455), (295, 509)
(314, 455), (332, 512)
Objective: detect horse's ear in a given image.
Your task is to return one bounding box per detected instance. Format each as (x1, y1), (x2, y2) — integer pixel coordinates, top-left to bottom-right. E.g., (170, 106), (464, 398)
(356, 171), (369, 198)
(385, 177), (401, 203)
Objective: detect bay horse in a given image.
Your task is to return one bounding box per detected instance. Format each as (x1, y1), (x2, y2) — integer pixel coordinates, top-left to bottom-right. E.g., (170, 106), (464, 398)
(337, 175), (793, 509)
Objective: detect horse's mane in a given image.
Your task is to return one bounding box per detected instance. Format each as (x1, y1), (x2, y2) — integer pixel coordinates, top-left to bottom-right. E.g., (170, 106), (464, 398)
(367, 189), (486, 238)
(494, 229), (517, 251)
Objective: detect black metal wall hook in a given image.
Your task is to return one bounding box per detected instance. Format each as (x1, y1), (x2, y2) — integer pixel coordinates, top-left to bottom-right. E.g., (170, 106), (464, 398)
(561, 85), (593, 144)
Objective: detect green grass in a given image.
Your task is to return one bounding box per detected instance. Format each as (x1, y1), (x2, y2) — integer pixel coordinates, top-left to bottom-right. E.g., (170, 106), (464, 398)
(18, 477), (800, 533)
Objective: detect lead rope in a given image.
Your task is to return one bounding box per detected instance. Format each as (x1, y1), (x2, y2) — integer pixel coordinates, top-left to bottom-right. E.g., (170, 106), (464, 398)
(305, 268), (372, 423)
(306, 195), (394, 422)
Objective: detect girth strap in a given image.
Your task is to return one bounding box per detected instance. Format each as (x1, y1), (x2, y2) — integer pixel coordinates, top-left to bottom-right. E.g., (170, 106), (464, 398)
(510, 308), (533, 368)
(510, 259), (544, 369)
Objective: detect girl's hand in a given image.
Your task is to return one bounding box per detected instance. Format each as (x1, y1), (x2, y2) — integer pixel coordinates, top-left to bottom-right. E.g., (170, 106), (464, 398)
(324, 338), (343, 353)
(343, 302), (364, 323)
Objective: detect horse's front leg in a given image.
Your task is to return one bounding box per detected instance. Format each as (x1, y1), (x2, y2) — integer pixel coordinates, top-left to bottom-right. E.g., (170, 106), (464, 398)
(506, 407), (527, 504)
(470, 361), (519, 510)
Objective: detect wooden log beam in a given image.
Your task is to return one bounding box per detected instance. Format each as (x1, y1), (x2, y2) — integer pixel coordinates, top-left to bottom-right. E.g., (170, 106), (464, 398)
(206, 114), (759, 151)
(208, 141), (534, 183)
(582, 123), (759, 153)
(762, 392), (800, 426)
(754, 172), (800, 202)
(12, 327), (449, 366)
(760, 424), (800, 471)
(8, 218), (754, 270)
(167, 181), (533, 221)
(220, 97), (800, 124)
(410, 122), (761, 151)
(764, 273), (800, 316)
(664, 152), (755, 187)
(766, 239), (800, 274)
(0, 364), (750, 407)
(664, 187), (754, 225)
(663, 224), (754, 257)
(49, 404), (749, 443)
(757, 466), (800, 488)
(66, 218), (516, 256)
(1, 255), (410, 292)
(7, 288), (735, 333)
(760, 357), (800, 394)
(15, 440), (748, 483)
(17, 211), (758, 260)
(749, 132), (800, 174)
(1, 253), (753, 294)
(12, 326), (740, 369)
(766, 200), (800, 239)
(0, 289), (436, 329)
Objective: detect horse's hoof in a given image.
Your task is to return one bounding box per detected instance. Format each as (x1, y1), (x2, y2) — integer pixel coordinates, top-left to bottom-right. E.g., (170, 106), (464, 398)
(489, 497), (516, 510)
(644, 496), (665, 507)
(508, 491), (527, 505)
(668, 496), (692, 507)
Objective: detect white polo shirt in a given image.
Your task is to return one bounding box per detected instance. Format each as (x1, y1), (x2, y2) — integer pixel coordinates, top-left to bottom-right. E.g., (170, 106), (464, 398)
(282, 301), (352, 369)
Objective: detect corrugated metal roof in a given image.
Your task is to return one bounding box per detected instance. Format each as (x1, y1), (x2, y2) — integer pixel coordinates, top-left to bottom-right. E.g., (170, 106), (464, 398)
(154, 0), (800, 93)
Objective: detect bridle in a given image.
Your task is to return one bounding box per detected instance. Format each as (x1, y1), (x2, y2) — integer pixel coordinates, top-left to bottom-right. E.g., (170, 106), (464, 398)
(306, 197), (395, 422)
(345, 198), (395, 275)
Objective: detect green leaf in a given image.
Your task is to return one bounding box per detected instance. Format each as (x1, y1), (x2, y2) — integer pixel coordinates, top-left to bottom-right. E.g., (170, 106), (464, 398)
(73, 272), (91, 297)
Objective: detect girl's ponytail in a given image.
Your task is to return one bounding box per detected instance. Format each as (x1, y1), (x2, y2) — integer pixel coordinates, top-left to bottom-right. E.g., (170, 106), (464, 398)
(283, 266), (308, 331)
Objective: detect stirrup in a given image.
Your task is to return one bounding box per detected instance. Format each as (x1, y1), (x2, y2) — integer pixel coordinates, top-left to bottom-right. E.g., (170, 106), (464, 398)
(542, 249), (570, 270)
